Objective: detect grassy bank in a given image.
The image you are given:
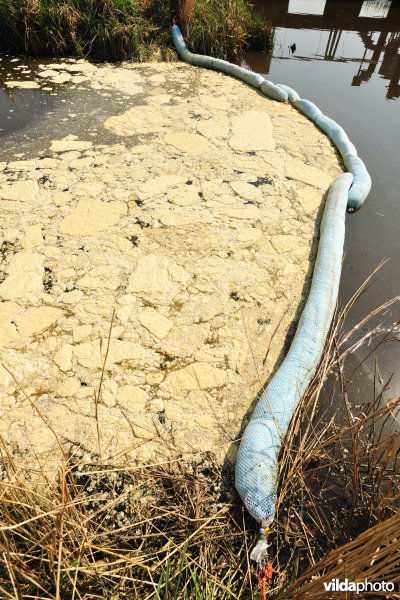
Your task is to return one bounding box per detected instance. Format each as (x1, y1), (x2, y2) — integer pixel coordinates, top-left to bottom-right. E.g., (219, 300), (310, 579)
(0, 281), (399, 598)
(0, 0), (272, 61)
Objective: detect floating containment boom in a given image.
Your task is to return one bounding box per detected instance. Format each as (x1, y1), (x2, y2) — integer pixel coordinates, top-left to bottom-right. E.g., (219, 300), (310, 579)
(171, 23), (371, 564)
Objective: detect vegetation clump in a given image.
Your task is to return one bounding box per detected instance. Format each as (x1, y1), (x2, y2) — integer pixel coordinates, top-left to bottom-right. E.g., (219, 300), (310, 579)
(0, 0), (272, 61)
(179, 0), (271, 60)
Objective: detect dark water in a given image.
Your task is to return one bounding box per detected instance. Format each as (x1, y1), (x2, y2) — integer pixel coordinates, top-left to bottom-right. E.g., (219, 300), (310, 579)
(0, 56), (58, 137)
(245, 0), (400, 400)
(0, 57), (138, 161)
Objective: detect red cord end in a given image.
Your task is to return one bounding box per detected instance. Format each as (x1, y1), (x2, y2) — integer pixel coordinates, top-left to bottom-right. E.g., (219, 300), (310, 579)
(258, 563), (274, 600)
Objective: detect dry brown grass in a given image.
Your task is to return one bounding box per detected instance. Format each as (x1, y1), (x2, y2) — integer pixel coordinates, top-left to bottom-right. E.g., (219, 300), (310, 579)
(284, 512), (400, 598)
(0, 277), (399, 598)
(269, 271), (400, 598)
(180, 0), (196, 23)
(0, 448), (253, 599)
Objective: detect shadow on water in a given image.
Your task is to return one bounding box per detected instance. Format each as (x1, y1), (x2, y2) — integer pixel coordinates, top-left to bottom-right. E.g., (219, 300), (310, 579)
(243, 0), (400, 405)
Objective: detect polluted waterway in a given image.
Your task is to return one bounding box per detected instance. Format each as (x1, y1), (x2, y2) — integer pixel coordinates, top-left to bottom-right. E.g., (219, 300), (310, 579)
(0, 2), (399, 418)
(0, 55), (346, 470)
(245, 0), (400, 409)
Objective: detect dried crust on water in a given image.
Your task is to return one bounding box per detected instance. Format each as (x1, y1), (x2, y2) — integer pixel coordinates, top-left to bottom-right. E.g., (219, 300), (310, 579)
(0, 61), (342, 471)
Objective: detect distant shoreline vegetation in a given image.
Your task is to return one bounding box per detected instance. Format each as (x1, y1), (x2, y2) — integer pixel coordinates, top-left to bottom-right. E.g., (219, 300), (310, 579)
(0, 0), (272, 61)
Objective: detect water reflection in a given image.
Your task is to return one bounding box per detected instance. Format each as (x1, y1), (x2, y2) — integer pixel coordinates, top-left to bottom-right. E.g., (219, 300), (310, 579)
(354, 31), (400, 98)
(249, 0), (400, 100)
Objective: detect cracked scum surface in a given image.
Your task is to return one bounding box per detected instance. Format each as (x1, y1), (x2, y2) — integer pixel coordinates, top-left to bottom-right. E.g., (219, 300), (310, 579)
(0, 61), (342, 470)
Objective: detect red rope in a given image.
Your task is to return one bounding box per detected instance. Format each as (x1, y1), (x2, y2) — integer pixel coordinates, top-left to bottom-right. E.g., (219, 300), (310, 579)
(257, 563), (274, 600)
